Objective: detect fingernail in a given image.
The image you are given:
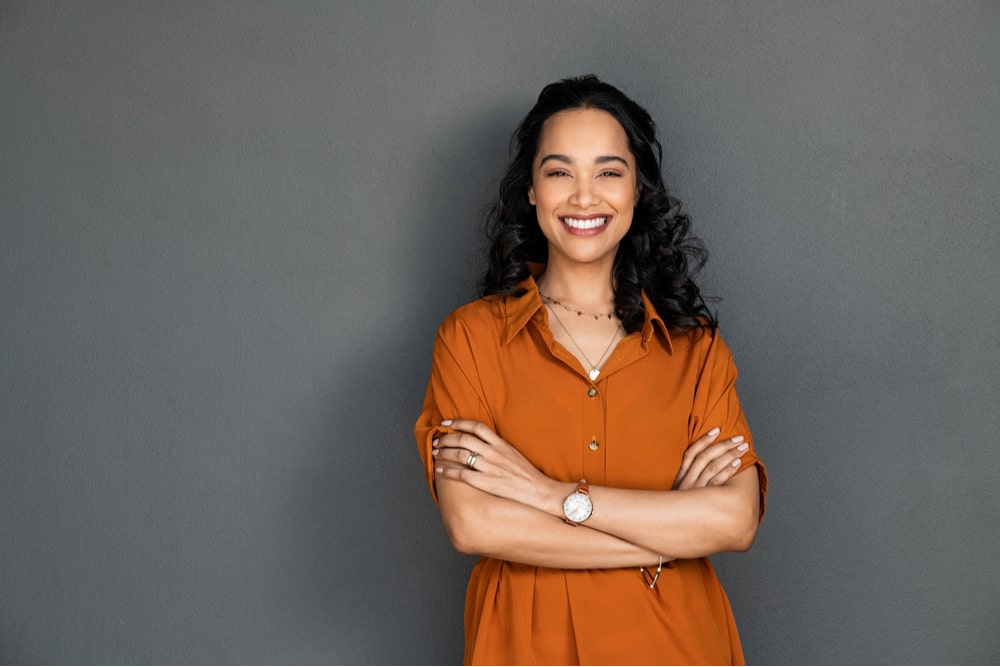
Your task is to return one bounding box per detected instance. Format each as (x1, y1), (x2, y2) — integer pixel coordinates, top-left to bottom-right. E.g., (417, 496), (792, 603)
(432, 438), (439, 447)
(708, 427), (720, 436)
(441, 420), (453, 426)
(732, 435), (744, 444)
(435, 467), (443, 473)
(731, 460), (741, 467)
(432, 448), (439, 457)
(737, 443), (749, 452)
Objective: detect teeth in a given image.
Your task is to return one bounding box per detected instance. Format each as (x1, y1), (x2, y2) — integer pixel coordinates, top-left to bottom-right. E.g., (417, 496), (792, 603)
(562, 216), (607, 229)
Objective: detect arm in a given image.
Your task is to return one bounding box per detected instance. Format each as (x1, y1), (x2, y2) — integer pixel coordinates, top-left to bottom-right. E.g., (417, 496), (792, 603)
(435, 419), (760, 561)
(436, 474), (660, 569)
(415, 320), (660, 568)
(417, 315), (764, 567)
(583, 469), (759, 558)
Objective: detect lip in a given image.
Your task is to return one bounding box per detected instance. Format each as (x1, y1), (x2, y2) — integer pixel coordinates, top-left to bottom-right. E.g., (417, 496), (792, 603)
(560, 214), (611, 236)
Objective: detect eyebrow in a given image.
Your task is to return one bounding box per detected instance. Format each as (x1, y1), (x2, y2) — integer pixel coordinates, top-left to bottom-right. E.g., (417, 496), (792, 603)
(538, 154), (630, 167)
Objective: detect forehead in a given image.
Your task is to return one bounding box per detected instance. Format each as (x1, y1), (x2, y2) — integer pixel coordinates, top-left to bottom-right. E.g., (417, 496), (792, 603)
(536, 108), (632, 159)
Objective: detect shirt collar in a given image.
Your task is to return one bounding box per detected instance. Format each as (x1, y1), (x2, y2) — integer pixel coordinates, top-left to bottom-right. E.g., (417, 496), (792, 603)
(640, 290), (674, 353)
(500, 264), (674, 354)
(500, 267), (546, 345)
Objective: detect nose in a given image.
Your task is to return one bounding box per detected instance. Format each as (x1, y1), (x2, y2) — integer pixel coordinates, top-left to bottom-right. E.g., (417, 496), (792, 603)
(570, 178), (599, 208)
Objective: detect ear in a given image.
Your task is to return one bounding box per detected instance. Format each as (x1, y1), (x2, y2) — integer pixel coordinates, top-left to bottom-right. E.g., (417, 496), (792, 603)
(528, 184), (536, 206)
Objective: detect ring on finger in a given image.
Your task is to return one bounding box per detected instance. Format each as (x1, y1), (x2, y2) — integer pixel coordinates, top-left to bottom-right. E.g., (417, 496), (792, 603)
(465, 453), (479, 470)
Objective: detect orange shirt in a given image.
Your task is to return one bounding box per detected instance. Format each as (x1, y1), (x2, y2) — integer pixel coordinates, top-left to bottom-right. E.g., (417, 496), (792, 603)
(415, 275), (767, 665)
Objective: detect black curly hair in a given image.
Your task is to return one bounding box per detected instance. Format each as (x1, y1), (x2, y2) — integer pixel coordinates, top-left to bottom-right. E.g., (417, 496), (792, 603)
(480, 75), (717, 334)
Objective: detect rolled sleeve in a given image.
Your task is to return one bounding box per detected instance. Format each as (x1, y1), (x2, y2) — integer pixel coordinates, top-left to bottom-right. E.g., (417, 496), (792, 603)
(414, 315), (496, 504)
(689, 330), (768, 519)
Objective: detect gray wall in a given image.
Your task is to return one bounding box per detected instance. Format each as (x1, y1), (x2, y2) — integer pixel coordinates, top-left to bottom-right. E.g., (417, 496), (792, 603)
(2, 1), (998, 664)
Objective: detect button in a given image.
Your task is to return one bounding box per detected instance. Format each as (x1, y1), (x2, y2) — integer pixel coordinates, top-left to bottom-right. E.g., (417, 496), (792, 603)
(587, 387), (598, 398)
(588, 438), (599, 451)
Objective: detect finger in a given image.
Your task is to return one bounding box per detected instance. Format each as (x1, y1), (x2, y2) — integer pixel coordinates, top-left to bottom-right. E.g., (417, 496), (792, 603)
(439, 421), (527, 468)
(434, 459), (498, 494)
(434, 430), (488, 454)
(434, 459), (469, 470)
(434, 462), (475, 483)
(439, 421), (543, 492)
(441, 419), (504, 445)
(702, 458), (744, 487)
(440, 418), (485, 434)
(434, 459), (466, 472)
(689, 441), (750, 488)
(677, 427), (722, 474)
(690, 436), (744, 470)
(695, 456), (744, 487)
(677, 438), (735, 488)
(433, 445), (486, 470)
(676, 436), (745, 490)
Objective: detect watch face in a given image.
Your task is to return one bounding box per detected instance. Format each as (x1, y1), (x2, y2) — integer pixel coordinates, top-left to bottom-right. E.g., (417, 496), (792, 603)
(563, 492), (593, 523)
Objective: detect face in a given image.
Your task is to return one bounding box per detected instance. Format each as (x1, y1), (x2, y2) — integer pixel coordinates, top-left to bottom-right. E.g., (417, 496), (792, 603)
(528, 108), (640, 271)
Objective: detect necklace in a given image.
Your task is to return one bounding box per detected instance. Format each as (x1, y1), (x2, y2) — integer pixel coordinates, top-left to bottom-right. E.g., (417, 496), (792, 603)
(539, 293), (615, 320)
(546, 303), (621, 381)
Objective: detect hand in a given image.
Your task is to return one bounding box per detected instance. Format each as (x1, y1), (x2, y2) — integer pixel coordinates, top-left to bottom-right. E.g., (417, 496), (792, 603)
(432, 419), (569, 515)
(672, 427), (749, 490)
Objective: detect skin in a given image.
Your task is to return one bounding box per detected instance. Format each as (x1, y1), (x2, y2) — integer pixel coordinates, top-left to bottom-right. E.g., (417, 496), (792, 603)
(528, 107), (639, 277)
(529, 108), (637, 369)
(431, 108), (761, 569)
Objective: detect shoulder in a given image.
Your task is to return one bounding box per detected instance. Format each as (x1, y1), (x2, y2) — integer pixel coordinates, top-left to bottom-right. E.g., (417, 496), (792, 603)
(668, 324), (734, 363)
(435, 296), (506, 344)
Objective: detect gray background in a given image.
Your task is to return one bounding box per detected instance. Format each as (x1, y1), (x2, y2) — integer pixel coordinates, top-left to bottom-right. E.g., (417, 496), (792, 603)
(2, 1), (998, 664)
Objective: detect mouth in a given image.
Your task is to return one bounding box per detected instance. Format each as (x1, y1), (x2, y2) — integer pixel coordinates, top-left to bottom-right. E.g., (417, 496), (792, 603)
(561, 216), (608, 230)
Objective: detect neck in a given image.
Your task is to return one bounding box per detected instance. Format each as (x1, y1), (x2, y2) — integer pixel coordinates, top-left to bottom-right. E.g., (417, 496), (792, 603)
(536, 256), (616, 310)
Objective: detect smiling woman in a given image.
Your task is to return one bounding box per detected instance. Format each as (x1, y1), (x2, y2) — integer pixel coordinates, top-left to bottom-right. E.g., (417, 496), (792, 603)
(529, 108), (639, 271)
(414, 76), (767, 665)
(528, 108), (638, 379)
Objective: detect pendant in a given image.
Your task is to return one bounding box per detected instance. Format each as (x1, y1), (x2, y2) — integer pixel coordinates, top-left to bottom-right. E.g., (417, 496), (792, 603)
(589, 368), (600, 381)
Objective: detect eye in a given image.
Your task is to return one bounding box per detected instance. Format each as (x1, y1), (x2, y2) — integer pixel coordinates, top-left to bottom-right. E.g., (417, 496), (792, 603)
(598, 170), (622, 178)
(546, 169), (571, 178)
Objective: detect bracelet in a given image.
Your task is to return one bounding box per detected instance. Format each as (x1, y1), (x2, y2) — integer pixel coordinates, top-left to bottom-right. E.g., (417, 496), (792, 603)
(640, 554), (663, 590)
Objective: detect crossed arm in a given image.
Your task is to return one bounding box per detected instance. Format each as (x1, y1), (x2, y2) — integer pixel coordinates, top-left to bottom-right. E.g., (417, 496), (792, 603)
(432, 419), (761, 570)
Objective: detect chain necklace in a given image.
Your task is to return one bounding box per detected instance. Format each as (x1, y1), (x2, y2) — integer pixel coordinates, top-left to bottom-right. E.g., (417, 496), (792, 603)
(546, 302), (621, 381)
(540, 292), (615, 320)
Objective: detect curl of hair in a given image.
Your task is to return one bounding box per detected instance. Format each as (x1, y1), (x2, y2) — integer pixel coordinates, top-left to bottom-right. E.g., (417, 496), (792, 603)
(480, 75), (717, 334)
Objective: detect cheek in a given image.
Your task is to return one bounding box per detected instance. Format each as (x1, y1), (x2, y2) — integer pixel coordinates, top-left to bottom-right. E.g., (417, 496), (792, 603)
(613, 184), (639, 209)
(530, 184), (558, 210)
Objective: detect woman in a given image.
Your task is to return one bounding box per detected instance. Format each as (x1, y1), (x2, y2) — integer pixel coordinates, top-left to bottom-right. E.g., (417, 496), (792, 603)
(414, 75), (767, 665)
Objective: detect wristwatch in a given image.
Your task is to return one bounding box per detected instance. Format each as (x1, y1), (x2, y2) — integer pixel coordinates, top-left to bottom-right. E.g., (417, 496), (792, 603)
(562, 479), (592, 525)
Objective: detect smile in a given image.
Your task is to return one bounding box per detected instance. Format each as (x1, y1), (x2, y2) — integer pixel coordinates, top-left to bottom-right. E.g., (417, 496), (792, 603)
(561, 216), (607, 230)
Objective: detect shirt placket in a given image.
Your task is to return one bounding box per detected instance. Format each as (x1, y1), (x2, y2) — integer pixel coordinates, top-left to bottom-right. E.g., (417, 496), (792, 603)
(578, 334), (649, 486)
(580, 376), (607, 486)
